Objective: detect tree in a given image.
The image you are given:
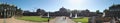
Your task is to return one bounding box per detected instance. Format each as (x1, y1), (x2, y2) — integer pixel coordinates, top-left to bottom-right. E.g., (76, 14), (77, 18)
(36, 9), (45, 16)
(15, 8), (23, 17)
(23, 10), (30, 16)
(71, 10), (80, 14)
(103, 9), (109, 13)
(96, 10), (100, 14)
(66, 9), (71, 13)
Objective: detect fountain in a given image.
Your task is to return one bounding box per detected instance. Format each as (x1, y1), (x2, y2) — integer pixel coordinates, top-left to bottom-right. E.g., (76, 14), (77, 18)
(47, 12), (49, 17)
(102, 13), (105, 17)
(74, 13), (77, 18)
(70, 13), (72, 17)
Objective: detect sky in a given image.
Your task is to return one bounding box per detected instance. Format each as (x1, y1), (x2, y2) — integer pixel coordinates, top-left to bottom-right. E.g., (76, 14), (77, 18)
(0, 0), (120, 12)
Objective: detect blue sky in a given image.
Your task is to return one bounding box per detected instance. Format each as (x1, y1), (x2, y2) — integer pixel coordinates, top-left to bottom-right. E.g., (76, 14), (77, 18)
(0, 0), (120, 12)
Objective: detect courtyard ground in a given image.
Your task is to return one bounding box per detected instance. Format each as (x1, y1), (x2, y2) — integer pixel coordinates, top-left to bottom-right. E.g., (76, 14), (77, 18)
(49, 16), (75, 23)
(0, 16), (75, 23)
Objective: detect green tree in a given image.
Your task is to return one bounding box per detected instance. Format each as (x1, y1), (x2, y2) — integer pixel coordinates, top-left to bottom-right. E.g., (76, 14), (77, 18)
(103, 9), (109, 13)
(15, 8), (23, 17)
(71, 10), (80, 14)
(36, 9), (45, 16)
(96, 10), (100, 14)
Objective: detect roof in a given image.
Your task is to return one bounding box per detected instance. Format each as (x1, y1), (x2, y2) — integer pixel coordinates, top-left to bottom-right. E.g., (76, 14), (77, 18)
(109, 4), (120, 9)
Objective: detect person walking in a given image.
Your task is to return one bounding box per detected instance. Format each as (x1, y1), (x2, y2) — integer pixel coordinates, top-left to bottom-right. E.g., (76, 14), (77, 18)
(65, 17), (66, 19)
(48, 17), (50, 23)
(63, 17), (66, 20)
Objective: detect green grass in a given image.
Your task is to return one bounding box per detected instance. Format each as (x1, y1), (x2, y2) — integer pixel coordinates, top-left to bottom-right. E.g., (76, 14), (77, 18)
(72, 17), (88, 23)
(17, 16), (49, 22)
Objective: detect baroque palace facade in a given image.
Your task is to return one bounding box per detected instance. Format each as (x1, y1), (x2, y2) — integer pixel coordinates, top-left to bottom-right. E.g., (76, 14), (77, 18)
(105, 4), (120, 18)
(0, 3), (17, 18)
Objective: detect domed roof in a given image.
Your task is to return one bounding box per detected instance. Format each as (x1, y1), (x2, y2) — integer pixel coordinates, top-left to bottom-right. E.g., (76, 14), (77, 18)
(59, 7), (67, 12)
(59, 7), (66, 11)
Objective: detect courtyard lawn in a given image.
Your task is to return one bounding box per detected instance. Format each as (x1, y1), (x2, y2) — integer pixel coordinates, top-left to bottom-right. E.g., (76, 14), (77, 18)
(72, 17), (88, 23)
(17, 16), (49, 22)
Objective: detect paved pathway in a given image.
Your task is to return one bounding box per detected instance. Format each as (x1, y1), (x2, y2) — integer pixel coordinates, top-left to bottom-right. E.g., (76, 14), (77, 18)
(49, 16), (75, 23)
(55, 16), (67, 23)
(0, 16), (75, 23)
